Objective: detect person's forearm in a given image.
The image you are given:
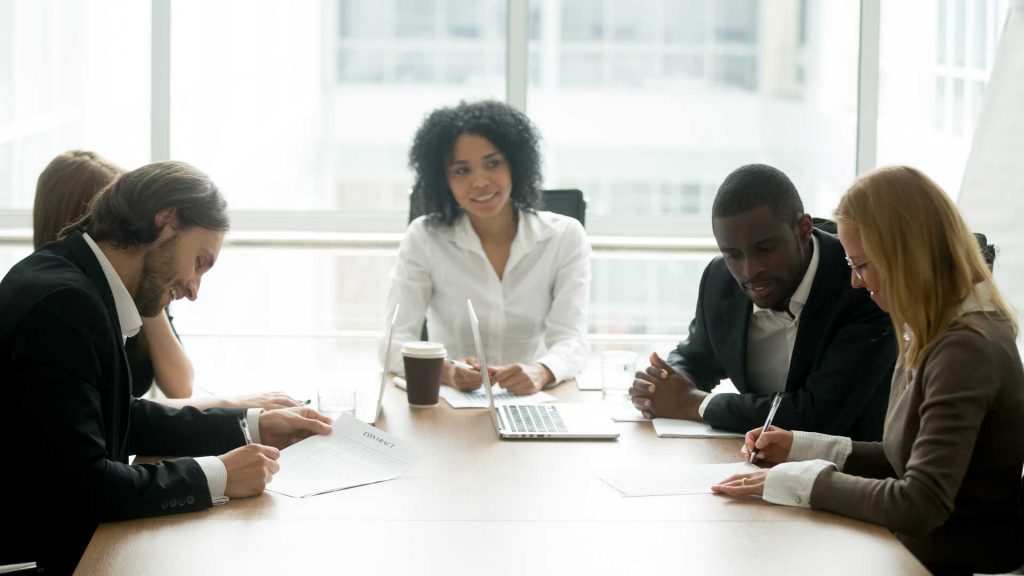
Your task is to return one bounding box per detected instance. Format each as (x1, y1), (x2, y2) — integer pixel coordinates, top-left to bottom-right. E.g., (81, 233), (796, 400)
(142, 313), (194, 398)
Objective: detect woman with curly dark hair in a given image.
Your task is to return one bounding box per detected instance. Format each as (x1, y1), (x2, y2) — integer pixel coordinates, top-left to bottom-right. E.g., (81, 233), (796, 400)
(381, 100), (591, 395)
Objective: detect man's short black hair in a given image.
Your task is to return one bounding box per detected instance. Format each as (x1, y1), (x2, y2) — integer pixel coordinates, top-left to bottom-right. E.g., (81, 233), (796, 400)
(711, 164), (804, 225)
(409, 100), (543, 227)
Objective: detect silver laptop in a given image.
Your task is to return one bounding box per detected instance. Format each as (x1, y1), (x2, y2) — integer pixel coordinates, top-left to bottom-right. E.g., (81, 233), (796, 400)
(467, 299), (619, 440)
(356, 303), (399, 425)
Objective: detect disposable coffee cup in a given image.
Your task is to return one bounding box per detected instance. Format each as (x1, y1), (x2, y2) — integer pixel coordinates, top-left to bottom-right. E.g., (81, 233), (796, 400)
(402, 341), (447, 407)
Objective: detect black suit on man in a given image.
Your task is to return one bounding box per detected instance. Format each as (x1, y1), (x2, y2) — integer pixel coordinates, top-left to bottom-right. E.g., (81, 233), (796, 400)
(0, 232), (245, 574)
(667, 229), (897, 440)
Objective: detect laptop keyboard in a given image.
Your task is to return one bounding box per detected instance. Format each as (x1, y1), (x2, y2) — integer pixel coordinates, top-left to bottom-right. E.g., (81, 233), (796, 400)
(502, 404), (568, 434)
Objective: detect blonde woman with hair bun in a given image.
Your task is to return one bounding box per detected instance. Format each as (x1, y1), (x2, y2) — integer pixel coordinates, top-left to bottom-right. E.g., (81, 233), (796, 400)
(712, 165), (1024, 575)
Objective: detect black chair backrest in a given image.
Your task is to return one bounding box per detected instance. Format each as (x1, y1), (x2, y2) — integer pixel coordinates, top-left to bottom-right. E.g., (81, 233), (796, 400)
(408, 189), (587, 227)
(541, 189), (586, 227)
(812, 217), (996, 271)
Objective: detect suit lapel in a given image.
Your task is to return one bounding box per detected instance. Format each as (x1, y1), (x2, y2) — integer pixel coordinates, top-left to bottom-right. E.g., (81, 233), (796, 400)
(720, 282), (752, 391)
(786, 230), (839, 392)
(62, 232), (135, 458)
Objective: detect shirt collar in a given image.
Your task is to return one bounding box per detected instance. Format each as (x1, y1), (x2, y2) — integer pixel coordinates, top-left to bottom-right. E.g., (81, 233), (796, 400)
(752, 233), (820, 318)
(960, 280), (998, 314)
(82, 233), (143, 340)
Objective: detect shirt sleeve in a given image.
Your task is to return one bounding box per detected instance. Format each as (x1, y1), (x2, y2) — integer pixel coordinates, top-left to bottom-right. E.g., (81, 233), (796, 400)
(381, 220), (434, 375)
(194, 456), (229, 506)
(764, 459), (837, 508)
(246, 408), (263, 444)
(535, 219), (591, 382)
(788, 430), (853, 468)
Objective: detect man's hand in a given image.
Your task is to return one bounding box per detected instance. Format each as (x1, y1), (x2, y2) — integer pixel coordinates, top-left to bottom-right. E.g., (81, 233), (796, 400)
(226, 392), (302, 410)
(628, 352), (707, 421)
(492, 363), (553, 395)
(258, 406), (333, 449)
(218, 444), (281, 498)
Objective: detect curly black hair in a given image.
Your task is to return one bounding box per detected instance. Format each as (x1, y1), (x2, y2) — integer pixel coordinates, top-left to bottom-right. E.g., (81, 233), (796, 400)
(409, 100), (543, 227)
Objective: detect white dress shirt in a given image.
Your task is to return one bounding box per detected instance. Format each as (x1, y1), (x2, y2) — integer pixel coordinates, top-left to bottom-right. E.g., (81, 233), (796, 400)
(83, 233), (254, 505)
(381, 210), (591, 383)
(698, 235), (820, 417)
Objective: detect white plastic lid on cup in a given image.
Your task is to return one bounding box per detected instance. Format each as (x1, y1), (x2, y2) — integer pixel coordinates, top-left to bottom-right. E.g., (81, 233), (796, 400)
(401, 341), (448, 359)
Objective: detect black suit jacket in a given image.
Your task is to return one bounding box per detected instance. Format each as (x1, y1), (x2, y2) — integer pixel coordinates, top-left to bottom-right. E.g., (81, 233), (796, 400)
(0, 232), (246, 574)
(667, 229), (897, 440)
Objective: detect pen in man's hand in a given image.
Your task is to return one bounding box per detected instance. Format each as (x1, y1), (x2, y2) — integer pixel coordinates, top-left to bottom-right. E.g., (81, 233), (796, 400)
(238, 413), (253, 445)
(749, 392), (783, 464)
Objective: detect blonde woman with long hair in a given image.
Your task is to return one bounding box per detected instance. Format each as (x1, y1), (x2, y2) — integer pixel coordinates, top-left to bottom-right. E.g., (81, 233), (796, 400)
(711, 166), (1024, 575)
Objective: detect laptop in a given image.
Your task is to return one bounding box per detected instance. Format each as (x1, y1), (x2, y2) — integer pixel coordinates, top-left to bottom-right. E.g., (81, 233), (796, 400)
(467, 299), (619, 440)
(356, 303), (399, 425)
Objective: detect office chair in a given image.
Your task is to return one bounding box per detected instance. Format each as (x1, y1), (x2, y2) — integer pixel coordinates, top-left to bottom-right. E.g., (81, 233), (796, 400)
(406, 188), (588, 340)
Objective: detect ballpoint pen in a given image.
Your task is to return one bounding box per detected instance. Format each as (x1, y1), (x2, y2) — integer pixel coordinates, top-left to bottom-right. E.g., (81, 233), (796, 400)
(449, 359), (477, 372)
(749, 392), (783, 463)
(238, 412), (253, 445)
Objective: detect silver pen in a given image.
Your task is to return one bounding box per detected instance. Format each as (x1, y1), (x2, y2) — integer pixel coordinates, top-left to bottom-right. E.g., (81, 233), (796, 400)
(749, 392), (783, 463)
(238, 413), (253, 445)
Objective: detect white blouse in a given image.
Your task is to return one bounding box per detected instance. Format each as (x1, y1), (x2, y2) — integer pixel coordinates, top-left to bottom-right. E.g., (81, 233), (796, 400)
(380, 210), (591, 382)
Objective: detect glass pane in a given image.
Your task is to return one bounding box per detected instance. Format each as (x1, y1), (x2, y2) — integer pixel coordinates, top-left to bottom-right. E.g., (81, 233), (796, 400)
(171, 0), (506, 214)
(877, 0), (1010, 196)
(0, 0), (150, 210)
(530, 0), (858, 232)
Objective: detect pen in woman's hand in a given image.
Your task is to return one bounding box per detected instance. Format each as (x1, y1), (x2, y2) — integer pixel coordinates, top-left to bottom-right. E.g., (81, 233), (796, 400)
(449, 359), (477, 372)
(749, 393), (783, 463)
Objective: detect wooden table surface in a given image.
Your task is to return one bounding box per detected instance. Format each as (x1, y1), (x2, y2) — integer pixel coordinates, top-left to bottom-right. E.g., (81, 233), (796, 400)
(76, 380), (927, 575)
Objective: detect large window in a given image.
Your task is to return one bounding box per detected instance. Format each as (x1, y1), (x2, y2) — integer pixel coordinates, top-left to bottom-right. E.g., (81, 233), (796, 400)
(876, 0), (1010, 196)
(0, 0), (151, 210)
(1, 0), (1019, 357)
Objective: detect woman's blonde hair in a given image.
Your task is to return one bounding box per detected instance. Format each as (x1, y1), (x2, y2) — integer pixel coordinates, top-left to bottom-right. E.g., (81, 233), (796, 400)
(33, 150), (123, 249)
(835, 165), (1016, 369)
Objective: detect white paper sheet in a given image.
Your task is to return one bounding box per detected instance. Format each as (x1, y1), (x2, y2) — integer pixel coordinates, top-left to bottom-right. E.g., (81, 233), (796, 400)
(596, 461), (760, 497)
(438, 384), (555, 408)
(267, 415), (421, 498)
(652, 418), (744, 438)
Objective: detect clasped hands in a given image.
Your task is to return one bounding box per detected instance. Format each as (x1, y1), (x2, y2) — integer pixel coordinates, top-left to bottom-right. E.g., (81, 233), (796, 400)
(443, 357), (553, 395)
(627, 352), (707, 421)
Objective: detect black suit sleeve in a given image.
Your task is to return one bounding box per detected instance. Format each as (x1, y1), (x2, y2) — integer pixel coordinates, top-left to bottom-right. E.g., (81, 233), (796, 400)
(701, 291), (896, 437)
(130, 400), (245, 456)
(666, 263), (727, 391)
(10, 287), (240, 523)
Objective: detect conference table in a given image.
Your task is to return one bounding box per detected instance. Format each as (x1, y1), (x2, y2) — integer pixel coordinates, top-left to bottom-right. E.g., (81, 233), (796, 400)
(76, 379), (927, 575)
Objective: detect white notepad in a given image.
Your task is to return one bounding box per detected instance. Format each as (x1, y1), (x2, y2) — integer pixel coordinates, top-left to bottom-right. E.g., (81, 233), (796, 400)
(652, 418), (744, 438)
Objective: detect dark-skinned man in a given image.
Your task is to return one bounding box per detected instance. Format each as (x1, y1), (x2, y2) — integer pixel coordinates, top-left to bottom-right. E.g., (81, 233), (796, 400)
(629, 164), (896, 440)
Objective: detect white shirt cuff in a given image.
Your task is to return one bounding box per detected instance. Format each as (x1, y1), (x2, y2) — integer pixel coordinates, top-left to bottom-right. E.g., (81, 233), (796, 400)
(788, 430), (853, 469)
(697, 392), (735, 419)
(247, 408), (263, 445)
(763, 459), (835, 508)
(195, 456), (229, 506)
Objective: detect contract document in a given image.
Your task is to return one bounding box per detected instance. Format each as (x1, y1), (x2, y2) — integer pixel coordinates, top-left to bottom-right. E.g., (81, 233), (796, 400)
(438, 384), (555, 408)
(596, 462), (760, 497)
(268, 415), (421, 498)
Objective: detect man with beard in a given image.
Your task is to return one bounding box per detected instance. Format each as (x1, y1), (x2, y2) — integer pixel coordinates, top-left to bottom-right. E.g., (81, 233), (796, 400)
(0, 161), (332, 574)
(629, 164), (897, 440)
